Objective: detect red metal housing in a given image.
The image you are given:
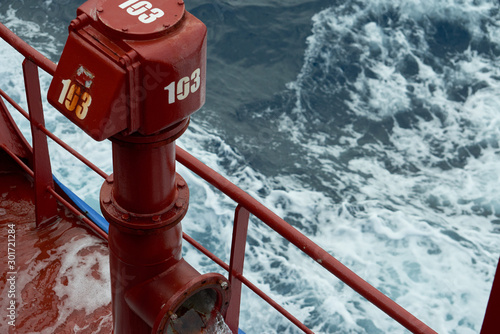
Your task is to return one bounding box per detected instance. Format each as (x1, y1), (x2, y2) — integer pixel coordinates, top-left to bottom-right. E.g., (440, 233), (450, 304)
(47, 0), (207, 141)
(48, 1), (226, 333)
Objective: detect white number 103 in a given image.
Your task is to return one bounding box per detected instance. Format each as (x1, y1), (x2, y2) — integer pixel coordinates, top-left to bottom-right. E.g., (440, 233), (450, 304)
(164, 68), (201, 104)
(119, 0), (165, 24)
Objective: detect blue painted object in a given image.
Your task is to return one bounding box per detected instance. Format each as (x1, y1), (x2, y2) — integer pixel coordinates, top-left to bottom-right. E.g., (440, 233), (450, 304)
(53, 175), (110, 233)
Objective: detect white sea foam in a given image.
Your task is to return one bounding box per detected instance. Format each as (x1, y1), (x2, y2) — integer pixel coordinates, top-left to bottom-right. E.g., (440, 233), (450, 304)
(276, 1), (500, 333)
(51, 234), (111, 318)
(10, 224), (110, 334)
(2, 1), (500, 333)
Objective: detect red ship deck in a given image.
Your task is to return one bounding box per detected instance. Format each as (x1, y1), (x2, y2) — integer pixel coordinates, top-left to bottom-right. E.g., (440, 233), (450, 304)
(0, 149), (112, 333)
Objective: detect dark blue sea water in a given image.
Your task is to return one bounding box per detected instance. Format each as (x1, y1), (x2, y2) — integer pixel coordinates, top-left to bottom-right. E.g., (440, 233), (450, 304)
(1, 0), (500, 333)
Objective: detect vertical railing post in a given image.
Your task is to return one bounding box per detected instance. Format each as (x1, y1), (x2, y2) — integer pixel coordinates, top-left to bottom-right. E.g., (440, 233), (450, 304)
(481, 257), (500, 334)
(226, 204), (250, 333)
(23, 59), (58, 226)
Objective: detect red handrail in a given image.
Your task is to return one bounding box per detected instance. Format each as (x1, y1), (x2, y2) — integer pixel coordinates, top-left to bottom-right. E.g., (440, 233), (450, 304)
(0, 144), (109, 240)
(0, 22), (56, 75)
(0, 21), (453, 334)
(176, 146), (436, 334)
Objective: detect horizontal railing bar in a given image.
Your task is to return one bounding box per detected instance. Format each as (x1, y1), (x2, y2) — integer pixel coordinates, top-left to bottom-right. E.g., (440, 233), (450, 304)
(48, 187), (109, 241)
(0, 23), (108, 179)
(0, 88), (109, 179)
(182, 231), (312, 333)
(0, 23), (56, 75)
(1, 143), (34, 177)
(176, 146), (437, 334)
(0, 88), (30, 119)
(234, 270), (313, 334)
(1, 143), (108, 240)
(0, 21), (438, 334)
(183, 231), (229, 271)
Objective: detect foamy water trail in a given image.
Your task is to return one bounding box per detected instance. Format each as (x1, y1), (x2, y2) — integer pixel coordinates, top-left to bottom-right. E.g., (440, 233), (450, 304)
(2, 1), (500, 333)
(273, 0), (500, 332)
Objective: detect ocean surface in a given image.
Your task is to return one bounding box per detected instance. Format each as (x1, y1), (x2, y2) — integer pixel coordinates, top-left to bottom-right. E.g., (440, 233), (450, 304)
(1, 0), (500, 333)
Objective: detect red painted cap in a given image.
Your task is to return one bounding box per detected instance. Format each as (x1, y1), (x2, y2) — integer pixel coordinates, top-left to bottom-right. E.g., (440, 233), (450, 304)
(96, 0), (185, 39)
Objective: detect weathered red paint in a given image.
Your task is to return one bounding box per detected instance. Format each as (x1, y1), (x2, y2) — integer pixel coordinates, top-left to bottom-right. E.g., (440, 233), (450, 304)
(46, 1), (229, 333)
(47, 0), (207, 141)
(100, 131), (231, 333)
(226, 205), (250, 333)
(0, 126), (112, 334)
(107, 121), (187, 215)
(23, 60), (58, 227)
(0, 22), (56, 75)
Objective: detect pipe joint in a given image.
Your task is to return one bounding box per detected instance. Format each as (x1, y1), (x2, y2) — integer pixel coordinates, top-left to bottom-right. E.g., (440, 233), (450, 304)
(100, 173), (189, 231)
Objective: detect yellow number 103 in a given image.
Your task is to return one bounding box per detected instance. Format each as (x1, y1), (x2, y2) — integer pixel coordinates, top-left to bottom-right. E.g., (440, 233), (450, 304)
(58, 79), (92, 120)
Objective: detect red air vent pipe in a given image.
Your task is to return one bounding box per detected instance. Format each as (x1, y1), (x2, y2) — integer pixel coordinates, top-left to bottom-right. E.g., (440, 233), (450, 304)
(47, 0), (231, 332)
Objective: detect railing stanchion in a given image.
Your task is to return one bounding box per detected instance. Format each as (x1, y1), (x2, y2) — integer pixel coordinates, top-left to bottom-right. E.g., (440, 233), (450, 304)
(226, 205), (250, 333)
(23, 59), (58, 226)
(1, 21), (475, 334)
(481, 257), (500, 334)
